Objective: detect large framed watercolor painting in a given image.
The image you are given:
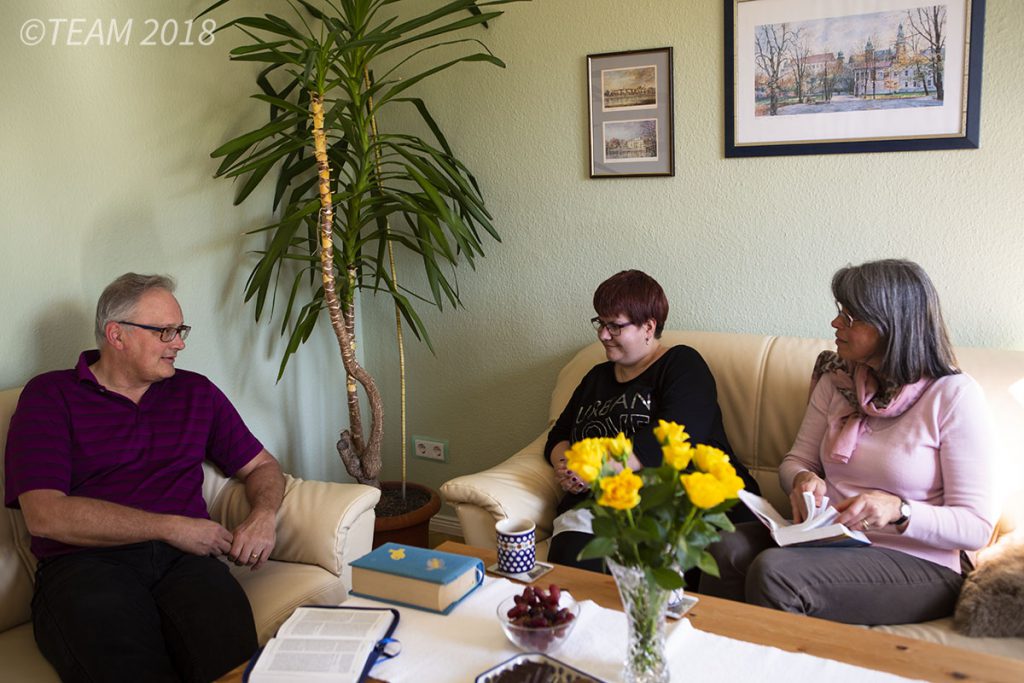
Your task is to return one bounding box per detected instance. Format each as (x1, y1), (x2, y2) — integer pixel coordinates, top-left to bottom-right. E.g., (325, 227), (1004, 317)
(725, 0), (985, 157)
(588, 48), (674, 177)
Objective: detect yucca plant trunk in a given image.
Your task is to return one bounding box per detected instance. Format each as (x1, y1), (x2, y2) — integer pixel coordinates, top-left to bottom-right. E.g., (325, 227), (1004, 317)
(311, 91), (383, 487)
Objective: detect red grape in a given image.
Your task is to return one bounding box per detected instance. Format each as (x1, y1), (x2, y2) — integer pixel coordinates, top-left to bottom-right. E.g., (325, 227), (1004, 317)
(505, 584), (576, 629)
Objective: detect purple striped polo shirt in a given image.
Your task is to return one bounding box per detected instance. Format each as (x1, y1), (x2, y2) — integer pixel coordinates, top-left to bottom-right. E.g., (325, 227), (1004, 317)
(4, 350), (264, 559)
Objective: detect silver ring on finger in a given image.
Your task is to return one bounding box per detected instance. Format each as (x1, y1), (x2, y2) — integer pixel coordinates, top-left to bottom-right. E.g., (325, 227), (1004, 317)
(861, 520), (871, 531)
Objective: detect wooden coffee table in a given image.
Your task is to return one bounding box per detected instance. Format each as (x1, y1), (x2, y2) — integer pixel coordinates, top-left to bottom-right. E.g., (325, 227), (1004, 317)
(219, 541), (1023, 683)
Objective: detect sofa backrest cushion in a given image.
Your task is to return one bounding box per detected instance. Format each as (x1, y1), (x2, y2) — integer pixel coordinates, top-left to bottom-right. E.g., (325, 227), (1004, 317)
(548, 331), (1024, 541)
(0, 387), (34, 632)
(548, 332), (828, 510)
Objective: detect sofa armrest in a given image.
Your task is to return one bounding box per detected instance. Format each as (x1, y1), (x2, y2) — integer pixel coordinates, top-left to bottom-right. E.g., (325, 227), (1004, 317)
(208, 474), (381, 575)
(440, 432), (563, 549)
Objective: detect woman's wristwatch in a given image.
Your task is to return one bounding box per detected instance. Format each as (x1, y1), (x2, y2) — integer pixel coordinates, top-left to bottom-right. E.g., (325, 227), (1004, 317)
(893, 498), (912, 526)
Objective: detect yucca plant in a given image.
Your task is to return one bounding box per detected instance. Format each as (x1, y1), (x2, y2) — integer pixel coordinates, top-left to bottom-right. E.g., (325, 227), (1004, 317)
(205, 0), (526, 487)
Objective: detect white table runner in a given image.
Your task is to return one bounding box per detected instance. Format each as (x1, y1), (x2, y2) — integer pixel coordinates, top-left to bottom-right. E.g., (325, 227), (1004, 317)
(345, 576), (924, 683)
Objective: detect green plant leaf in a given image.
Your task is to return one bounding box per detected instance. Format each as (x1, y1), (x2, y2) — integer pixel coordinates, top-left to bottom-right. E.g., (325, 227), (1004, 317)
(638, 481), (673, 511)
(250, 93), (311, 118)
(396, 98), (453, 156)
(591, 515), (617, 537)
(220, 16), (305, 40)
(225, 137), (306, 181)
(651, 566), (685, 591)
(230, 40), (293, 56)
(377, 52), (504, 108)
(696, 550), (721, 577)
(382, 14), (503, 55)
(577, 536), (617, 561)
(195, 0), (232, 21)
(703, 511), (735, 532)
(210, 118), (298, 159)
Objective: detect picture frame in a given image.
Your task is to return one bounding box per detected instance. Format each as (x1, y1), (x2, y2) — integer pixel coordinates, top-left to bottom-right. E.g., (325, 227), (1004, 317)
(725, 0), (985, 157)
(588, 47), (674, 177)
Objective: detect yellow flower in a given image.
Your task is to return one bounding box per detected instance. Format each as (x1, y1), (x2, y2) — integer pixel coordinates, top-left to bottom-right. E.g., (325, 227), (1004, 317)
(565, 438), (607, 484)
(692, 444), (730, 473)
(708, 461), (745, 499)
(681, 472), (727, 509)
(653, 420), (689, 445)
(597, 469), (643, 510)
(388, 548), (406, 560)
(605, 432), (632, 460)
(661, 440), (693, 470)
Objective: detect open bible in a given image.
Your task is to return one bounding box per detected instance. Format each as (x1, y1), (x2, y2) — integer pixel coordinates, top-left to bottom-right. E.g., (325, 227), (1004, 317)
(738, 489), (871, 548)
(246, 606), (399, 683)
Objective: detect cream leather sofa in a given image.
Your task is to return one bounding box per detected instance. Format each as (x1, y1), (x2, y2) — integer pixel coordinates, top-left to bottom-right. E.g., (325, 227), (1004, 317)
(0, 386), (381, 681)
(441, 331), (1024, 660)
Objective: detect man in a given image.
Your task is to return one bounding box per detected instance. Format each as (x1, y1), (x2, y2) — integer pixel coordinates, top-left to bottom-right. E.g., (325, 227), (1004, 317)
(4, 273), (285, 682)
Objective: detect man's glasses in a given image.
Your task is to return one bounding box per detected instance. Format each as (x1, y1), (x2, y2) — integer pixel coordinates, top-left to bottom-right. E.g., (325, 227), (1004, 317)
(117, 321), (191, 342)
(590, 317), (634, 336)
(833, 302), (857, 328)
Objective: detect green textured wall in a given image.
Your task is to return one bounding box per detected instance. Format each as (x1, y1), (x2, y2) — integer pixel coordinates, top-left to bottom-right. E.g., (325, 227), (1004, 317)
(360, 0), (1024, 501)
(0, 0), (358, 483)
(1, 1), (1021, 497)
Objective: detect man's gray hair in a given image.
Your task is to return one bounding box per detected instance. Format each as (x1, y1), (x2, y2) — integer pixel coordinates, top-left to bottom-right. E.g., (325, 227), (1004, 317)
(95, 273), (176, 347)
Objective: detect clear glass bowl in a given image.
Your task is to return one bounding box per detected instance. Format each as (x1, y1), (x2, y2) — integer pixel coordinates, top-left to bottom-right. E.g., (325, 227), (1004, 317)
(496, 594), (580, 654)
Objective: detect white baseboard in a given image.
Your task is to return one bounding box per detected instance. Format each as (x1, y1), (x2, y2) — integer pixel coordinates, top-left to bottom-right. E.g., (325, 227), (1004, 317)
(429, 513), (463, 538)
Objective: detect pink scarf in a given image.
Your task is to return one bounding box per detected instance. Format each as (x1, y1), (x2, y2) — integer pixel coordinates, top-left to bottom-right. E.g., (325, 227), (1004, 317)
(810, 351), (932, 464)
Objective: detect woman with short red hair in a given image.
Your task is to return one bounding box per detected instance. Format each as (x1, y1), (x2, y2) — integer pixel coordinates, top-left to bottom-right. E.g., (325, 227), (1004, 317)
(544, 270), (759, 572)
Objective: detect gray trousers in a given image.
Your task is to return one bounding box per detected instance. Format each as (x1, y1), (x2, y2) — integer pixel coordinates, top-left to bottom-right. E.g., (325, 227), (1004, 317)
(698, 522), (964, 625)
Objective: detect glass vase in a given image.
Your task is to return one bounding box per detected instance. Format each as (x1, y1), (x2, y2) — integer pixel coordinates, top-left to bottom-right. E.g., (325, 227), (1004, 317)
(606, 557), (671, 683)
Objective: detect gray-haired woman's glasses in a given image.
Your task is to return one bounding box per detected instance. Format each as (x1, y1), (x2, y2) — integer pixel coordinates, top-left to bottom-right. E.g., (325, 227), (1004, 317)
(833, 302), (857, 328)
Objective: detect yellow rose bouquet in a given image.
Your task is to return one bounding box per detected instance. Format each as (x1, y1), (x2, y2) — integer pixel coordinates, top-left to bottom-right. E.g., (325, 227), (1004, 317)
(564, 420), (745, 590)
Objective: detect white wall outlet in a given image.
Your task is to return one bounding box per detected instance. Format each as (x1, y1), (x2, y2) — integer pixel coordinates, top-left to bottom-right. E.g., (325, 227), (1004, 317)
(412, 436), (448, 463)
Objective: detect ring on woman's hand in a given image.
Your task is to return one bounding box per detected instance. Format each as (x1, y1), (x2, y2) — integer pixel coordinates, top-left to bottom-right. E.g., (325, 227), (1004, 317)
(861, 521), (871, 531)
(250, 552), (259, 559)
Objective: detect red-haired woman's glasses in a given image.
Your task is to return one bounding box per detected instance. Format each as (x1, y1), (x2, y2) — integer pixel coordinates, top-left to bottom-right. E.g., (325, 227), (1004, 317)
(590, 317), (634, 336)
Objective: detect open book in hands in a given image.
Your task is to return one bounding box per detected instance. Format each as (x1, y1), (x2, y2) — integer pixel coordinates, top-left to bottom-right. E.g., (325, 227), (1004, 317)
(738, 489), (871, 547)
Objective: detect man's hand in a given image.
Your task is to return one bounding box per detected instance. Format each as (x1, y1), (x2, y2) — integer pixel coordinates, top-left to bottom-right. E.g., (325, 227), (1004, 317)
(231, 450), (285, 570)
(229, 509), (277, 570)
(164, 517), (233, 556)
(789, 471), (827, 523)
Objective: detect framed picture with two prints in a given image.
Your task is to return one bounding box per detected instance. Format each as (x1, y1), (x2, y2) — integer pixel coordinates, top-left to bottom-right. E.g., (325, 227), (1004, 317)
(587, 47), (674, 177)
(725, 0), (985, 157)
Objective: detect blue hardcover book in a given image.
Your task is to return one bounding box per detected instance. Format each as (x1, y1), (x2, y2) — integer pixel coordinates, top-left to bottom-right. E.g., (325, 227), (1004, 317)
(350, 543), (485, 614)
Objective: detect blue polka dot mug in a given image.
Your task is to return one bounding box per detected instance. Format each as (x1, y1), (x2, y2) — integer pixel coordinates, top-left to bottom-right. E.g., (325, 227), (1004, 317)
(496, 518), (536, 575)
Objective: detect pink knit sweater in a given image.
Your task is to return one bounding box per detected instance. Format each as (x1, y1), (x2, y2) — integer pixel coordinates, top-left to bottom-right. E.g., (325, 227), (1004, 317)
(779, 372), (997, 573)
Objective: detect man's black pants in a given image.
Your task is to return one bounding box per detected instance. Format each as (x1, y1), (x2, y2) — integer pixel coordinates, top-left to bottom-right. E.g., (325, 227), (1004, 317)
(32, 541), (258, 682)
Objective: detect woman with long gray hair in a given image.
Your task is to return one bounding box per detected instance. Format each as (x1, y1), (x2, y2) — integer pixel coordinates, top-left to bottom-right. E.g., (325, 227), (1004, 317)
(701, 259), (996, 625)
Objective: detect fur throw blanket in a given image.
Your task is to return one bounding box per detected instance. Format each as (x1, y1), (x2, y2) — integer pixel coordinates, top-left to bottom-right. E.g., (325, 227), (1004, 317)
(954, 534), (1024, 638)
